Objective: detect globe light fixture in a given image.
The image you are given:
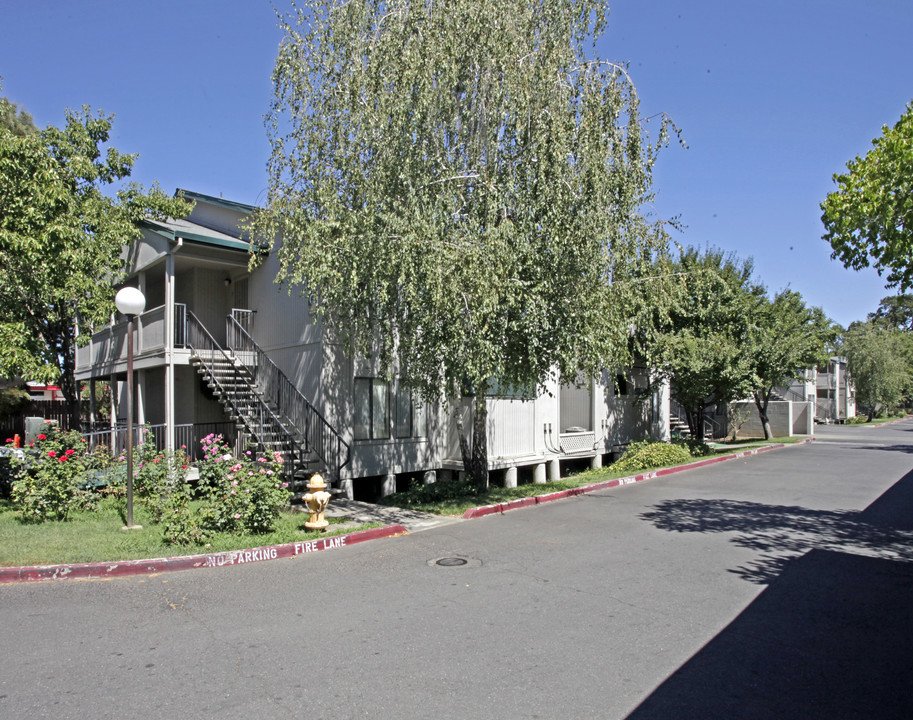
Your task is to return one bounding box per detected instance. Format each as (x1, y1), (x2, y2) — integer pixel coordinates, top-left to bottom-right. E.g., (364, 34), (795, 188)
(115, 286), (146, 317)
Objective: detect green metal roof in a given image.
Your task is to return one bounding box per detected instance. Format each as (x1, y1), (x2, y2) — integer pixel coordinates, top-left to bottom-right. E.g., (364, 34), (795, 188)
(141, 217), (253, 253)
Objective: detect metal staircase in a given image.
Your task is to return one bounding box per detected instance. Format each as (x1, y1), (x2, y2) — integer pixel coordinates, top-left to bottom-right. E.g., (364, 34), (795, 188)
(669, 398), (721, 440)
(185, 311), (350, 493)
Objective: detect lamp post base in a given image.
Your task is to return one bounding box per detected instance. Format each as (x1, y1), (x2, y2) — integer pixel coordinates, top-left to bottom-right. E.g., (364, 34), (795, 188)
(121, 524), (144, 531)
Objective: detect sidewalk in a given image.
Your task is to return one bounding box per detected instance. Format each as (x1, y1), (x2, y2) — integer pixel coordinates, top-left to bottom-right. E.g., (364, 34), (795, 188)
(327, 497), (462, 533)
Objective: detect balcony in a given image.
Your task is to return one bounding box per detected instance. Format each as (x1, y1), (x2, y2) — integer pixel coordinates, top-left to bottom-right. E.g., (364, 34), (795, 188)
(75, 303), (186, 377)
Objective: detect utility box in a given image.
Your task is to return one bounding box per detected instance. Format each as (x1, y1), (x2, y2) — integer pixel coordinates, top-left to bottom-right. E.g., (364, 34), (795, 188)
(24, 417), (56, 445)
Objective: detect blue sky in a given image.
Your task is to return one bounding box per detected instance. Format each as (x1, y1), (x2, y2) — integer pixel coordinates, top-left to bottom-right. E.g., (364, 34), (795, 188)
(2, 0), (911, 328)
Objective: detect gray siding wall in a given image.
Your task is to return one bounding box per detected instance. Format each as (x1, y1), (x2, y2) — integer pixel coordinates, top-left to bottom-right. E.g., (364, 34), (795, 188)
(191, 268), (233, 344)
(185, 203), (248, 240)
(731, 400), (799, 438)
(560, 380), (592, 431)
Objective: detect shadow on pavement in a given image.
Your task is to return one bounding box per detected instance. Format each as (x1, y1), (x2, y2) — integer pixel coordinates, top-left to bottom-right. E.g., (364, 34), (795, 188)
(640, 496), (913, 585)
(624, 549), (913, 719)
(859, 443), (913, 454)
(628, 469), (913, 718)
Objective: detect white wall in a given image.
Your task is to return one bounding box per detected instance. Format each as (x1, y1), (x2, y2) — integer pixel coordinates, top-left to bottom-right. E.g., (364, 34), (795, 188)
(730, 400), (812, 439)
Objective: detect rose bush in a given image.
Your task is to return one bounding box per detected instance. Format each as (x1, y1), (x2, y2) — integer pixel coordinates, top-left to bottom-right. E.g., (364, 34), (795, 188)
(8, 422), (92, 522)
(155, 434), (290, 544)
(4, 428), (291, 542)
(195, 434), (289, 536)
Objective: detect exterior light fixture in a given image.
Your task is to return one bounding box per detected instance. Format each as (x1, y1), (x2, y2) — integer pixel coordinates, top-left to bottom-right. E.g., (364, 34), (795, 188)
(115, 286), (146, 531)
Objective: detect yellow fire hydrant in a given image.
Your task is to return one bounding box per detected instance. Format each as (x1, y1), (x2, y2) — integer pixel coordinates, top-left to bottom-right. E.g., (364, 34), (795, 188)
(303, 473), (332, 531)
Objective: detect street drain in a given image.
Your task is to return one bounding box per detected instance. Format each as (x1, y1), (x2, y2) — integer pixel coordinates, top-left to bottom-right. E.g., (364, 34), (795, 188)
(436, 557), (468, 567)
(428, 555), (482, 568)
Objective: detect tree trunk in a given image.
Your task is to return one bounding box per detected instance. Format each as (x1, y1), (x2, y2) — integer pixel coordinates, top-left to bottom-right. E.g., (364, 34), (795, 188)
(753, 390), (772, 440)
(58, 326), (82, 431)
(458, 392), (489, 492)
(685, 407), (705, 440)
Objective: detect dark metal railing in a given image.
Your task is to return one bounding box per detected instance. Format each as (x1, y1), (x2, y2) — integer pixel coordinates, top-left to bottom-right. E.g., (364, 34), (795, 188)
(772, 384), (811, 404)
(186, 311), (305, 480)
(669, 398), (722, 439)
(82, 421), (237, 461)
(225, 314), (351, 481)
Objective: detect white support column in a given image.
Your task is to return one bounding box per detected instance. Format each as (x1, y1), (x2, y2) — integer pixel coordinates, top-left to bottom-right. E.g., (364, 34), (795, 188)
(548, 458), (560, 482)
(533, 463), (546, 484)
(423, 470), (437, 485)
(503, 466), (517, 489)
(89, 378), (97, 427)
(109, 372), (118, 453)
(136, 272), (146, 353)
(590, 454), (602, 470)
(136, 370), (146, 427)
(381, 472), (397, 497)
(164, 250), (176, 451)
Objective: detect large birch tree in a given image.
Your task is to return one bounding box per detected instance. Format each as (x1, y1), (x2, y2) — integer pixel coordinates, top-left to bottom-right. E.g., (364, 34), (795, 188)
(254, 0), (674, 490)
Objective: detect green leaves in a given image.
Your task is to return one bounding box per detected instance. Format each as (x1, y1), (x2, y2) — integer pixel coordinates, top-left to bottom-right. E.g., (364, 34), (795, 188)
(255, 0), (673, 401)
(840, 320), (913, 418)
(822, 101), (913, 290)
(638, 247), (760, 435)
(748, 290), (835, 394)
(0, 105), (192, 414)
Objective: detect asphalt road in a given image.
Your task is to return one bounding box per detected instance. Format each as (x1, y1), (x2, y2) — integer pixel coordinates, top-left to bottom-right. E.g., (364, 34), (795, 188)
(2, 422), (912, 719)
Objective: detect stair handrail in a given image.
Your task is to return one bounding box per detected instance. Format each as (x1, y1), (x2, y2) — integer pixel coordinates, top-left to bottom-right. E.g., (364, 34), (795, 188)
(771, 384), (811, 404)
(669, 397), (720, 440)
(186, 311), (304, 479)
(225, 315), (351, 481)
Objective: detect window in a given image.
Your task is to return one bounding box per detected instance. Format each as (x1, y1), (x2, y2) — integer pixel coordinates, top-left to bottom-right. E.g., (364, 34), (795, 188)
(461, 376), (535, 400)
(353, 378), (389, 440)
(395, 382), (427, 438)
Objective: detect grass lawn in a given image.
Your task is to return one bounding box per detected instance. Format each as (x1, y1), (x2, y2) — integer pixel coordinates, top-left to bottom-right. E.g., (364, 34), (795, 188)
(380, 436), (803, 516)
(860, 414), (909, 424)
(0, 497), (382, 567)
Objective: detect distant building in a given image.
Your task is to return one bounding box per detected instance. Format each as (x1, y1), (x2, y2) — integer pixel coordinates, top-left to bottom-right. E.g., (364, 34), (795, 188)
(815, 357), (855, 423)
(26, 383), (65, 402)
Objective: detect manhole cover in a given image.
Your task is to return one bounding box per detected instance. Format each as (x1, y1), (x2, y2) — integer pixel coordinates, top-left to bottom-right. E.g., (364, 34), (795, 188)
(435, 557), (468, 567)
(428, 555), (481, 568)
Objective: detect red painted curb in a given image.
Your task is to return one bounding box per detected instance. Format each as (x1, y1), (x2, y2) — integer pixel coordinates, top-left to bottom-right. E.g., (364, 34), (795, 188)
(0, 524), (408, 585)
(869, 416), (912, 427)
(462, 438), (815, 519)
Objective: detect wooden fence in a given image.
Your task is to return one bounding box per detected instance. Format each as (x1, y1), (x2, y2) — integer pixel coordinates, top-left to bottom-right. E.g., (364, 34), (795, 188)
(0, 401), (83, 442)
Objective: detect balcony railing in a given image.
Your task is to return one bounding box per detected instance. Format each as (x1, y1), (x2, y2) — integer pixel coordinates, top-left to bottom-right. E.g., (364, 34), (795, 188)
(76, 303), (187, 373)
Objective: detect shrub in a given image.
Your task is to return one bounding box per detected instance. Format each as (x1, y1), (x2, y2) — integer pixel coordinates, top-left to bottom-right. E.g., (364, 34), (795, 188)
(0, 447), (19, 499)
(199, 445), (289, 535)
(8, 423), (92, 522)
(846, 416), (869, 424)
(156, 434), (290, 544)
(672, 436), (713, 457)
(612, 440), (693, 473)
(159, 479), (208, 546)
(381, 477), (480, 508)
(130, 432), (190, 502)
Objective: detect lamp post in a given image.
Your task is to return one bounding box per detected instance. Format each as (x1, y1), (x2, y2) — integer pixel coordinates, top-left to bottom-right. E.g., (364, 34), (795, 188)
(115, 286), (145, 530)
